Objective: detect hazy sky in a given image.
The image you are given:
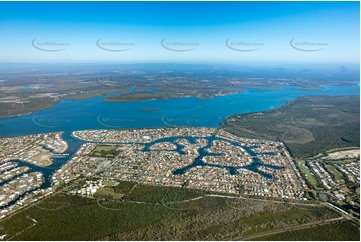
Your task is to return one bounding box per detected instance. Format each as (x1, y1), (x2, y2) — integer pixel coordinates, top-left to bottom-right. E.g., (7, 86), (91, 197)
(0, 1), (359, 64)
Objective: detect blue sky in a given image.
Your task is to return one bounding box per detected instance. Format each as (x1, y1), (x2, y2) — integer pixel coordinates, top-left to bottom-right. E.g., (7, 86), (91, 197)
(0, 1), (359, 64)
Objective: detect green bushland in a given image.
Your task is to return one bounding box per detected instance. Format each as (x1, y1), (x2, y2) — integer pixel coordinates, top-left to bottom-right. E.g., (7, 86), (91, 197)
(221, 95), (360, 158)
(253, 220), (360, 241)
(0, 182), (342, 241)
(67, 88), (129, 101)
(342, 129), (360, 146)
(103, 86), (242, 103)
(113, 180), (135, 194)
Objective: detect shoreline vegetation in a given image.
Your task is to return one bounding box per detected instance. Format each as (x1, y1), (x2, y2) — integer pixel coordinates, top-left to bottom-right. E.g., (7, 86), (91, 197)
(221, 95), (360, 158)
(0, 101), (60, 119)
(0, 89), (245, 118)
(0, 86), (358, 119)
(102, 90), (243, 102)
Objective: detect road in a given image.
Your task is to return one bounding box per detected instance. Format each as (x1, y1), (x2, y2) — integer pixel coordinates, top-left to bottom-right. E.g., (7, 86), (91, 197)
(5, 216), (37, 241)
(232, 217), (346, 241)
(0, 178), (83, 223)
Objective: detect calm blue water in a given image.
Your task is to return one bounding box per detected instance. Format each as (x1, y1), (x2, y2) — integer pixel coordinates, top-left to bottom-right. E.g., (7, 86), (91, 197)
(0, 85), (359, 137)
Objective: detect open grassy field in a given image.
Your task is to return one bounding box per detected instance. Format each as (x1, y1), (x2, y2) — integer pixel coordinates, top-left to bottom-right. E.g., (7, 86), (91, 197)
(296, 160), (318, 188)
(96, 188), (124, 200)
(324, 164), (346, 185)
(89, 145), (120, 158)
